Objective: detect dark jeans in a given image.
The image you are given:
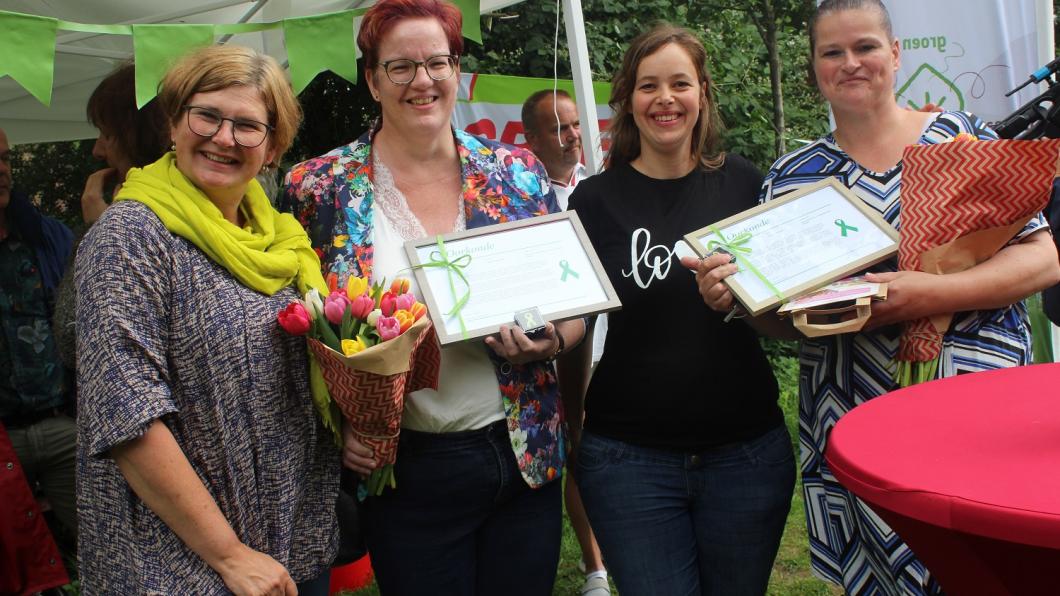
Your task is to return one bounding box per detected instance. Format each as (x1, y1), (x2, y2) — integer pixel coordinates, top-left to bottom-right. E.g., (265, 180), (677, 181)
(362, 420), (562, 596)
(577, 424), (795, 596)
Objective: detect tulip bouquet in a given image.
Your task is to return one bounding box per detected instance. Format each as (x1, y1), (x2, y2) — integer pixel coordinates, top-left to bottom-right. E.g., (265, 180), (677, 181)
(278, 276), (440, 495)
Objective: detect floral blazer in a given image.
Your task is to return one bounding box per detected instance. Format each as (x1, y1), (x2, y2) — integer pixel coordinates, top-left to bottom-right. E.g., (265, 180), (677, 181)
(281, 127), (565, 488)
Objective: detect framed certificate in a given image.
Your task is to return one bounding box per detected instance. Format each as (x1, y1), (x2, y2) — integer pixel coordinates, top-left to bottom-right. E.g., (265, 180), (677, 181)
(683, 177), (899, 316)
(404, 211), (621, 345)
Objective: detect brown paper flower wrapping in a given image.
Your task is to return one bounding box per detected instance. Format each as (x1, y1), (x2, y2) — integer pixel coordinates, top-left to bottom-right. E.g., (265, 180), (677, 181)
(307, 315), (440, 466)
(898, 137), (1060, 370)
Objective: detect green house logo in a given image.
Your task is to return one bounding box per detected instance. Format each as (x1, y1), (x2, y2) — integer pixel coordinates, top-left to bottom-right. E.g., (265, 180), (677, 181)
(896, 63), (964, 110)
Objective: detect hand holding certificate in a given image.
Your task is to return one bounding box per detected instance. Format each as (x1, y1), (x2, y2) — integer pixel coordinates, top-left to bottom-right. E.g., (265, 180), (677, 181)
(405, 212), (621, 346)
(684, 178), (899, 328)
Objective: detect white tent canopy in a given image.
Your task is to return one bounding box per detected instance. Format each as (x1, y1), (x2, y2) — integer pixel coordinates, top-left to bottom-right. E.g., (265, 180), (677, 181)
(0, 0), (601, 172)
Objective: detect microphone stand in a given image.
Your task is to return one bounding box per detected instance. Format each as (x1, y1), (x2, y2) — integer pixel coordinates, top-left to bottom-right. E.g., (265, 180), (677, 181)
(990, 77), (1060, 140)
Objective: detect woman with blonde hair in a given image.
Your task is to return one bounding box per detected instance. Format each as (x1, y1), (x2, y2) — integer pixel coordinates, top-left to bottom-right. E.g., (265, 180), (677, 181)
(563, 23), (794, 595)
(76, 44), (338, 595)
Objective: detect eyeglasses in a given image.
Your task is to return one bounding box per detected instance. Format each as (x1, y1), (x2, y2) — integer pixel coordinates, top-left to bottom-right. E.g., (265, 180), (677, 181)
(378, 54), (458, 85)
(183, 106), (274, 148)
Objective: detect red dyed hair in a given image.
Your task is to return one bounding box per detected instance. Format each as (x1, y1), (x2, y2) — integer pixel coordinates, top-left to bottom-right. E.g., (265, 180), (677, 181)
(357, 0), (464, 69)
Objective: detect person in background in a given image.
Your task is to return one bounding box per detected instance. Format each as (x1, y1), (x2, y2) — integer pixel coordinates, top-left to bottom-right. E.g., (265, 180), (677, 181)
(283, 1), (584, 594)
(522, 88), (608, 596)
(52, 62), (169, 371)
(0, 125), (76, 595)
(76, 44), (338, 595)
(689, 0), (1060, 593)
(522, 89), (585, 210)
(563, 24), (794, 595)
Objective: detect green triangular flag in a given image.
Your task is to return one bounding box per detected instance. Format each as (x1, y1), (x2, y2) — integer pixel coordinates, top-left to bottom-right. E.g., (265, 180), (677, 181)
(284, 11), (360, 95)
(133, 24), (215, 108)
(450, 0), (482, 45)
(0, 11), (59, 106)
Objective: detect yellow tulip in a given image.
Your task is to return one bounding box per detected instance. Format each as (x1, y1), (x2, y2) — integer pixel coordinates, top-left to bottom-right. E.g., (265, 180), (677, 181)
(341, 337), (367, 356)
(346, 275), (369, 299)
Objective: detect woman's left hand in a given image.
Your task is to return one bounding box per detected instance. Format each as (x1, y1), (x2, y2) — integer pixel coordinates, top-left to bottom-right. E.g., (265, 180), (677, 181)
(485, 322), (559, 365)
(863, 270), (940, 330)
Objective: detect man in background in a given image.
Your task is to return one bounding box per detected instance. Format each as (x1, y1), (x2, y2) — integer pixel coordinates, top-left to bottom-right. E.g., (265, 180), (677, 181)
(522, 90), (609, 596)
(0, 126), (76, 594)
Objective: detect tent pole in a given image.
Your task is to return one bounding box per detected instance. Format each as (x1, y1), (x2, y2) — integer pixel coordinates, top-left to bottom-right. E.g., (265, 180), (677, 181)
(562, 0), (603, 175)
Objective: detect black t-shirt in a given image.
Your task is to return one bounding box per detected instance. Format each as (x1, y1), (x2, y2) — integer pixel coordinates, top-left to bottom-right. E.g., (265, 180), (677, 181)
(569, 156), (783, 451)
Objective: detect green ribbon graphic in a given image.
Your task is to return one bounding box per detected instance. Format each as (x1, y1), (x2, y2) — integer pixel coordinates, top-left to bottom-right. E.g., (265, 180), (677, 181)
(417, 235), (473, 339)
(706, 225), (786, 303)
(0, 11), (58, 106)
(559, 260), (579, 282)
(834, 218), (859, 237)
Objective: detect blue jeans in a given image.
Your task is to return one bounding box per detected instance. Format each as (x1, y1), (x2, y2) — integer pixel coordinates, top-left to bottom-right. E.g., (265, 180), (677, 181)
(362, 420), (562, 595)
(576, 424), (795, 596)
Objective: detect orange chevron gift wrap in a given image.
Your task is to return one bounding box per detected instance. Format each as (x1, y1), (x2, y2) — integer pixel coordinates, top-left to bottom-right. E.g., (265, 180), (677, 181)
(898, 137), (1060, 373)
(307, 315), (440, 469)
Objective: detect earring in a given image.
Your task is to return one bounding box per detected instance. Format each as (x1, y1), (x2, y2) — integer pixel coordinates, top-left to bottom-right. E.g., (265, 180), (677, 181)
(260, 163), (272, 175)
(170, 143), (176, 151)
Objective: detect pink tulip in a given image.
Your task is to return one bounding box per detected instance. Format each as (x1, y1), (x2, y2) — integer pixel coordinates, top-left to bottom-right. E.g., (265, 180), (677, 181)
(379, 291), (397, 317)
(376, 316), (401, 341)
(323, 293), (351, 325)
(277, 302), (311, 335)
(395, 292), (416, 312)
(350, 294), (374, 320)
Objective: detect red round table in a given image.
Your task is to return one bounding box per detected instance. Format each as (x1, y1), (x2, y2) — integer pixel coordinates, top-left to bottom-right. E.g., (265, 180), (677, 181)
(825, 363), (1060, 595)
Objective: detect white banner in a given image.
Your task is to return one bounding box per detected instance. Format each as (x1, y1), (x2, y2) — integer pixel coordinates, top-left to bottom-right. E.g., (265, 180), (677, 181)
(451, 73), (612, 152)
(889, 0), (1053, 123)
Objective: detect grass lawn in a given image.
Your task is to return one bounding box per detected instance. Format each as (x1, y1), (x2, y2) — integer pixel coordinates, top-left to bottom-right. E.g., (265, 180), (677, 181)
(342, 347), (843, 595)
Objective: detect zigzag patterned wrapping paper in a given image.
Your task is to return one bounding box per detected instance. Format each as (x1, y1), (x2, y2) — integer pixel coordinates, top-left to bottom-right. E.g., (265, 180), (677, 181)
(898, 138), (1060, 363)
(308, 322), (441, 465)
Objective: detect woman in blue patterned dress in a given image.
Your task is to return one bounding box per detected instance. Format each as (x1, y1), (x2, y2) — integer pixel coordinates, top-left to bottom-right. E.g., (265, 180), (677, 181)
(76, 45), (338, 595)
(689, 0), (1060, 593)
(281, 1), (584, 594)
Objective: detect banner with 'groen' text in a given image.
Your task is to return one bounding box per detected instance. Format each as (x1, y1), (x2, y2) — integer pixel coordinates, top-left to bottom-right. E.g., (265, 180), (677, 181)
(887, 0), (1047, 123)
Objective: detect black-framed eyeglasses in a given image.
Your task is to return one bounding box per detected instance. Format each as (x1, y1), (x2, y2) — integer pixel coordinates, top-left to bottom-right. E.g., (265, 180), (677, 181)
(377, 54), (459, 85)
(183, 106), (274, 148)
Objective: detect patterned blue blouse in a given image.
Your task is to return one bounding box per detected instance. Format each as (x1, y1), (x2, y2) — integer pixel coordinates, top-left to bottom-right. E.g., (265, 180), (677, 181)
(761, 111), (1046, 595)
(75, 201), (339, 594)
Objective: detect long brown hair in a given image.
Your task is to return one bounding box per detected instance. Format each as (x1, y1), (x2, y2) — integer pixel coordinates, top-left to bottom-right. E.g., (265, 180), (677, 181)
(605, 23), (725, 171)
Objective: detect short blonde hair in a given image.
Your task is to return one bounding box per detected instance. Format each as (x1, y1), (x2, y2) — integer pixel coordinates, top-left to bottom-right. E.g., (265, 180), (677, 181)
(157, 45), (302, 165)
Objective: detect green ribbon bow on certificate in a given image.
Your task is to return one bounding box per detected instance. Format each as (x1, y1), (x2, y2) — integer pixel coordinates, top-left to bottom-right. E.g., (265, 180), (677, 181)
(706, 225), (786, 303)
(416, 235), (472, 339)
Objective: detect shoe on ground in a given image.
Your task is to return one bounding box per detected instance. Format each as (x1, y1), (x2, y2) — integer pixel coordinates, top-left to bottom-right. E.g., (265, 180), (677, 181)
(580, 575), (611, 596)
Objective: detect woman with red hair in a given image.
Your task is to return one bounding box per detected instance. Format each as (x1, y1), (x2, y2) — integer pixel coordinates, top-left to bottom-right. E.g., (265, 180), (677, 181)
(282, 1), (583, 593)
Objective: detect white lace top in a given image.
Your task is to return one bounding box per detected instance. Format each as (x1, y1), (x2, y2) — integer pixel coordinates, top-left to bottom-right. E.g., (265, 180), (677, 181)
(371, 160), (505, 433)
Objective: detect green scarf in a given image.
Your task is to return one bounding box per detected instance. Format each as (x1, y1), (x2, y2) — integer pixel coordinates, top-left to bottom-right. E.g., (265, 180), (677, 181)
(115, 152), (326, 296)
(117, 153), (340, 444)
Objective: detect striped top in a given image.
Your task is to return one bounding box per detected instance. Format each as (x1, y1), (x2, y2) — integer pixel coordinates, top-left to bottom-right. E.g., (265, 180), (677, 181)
(75, 201), (339, 594)
(762, 111), (1046, 594)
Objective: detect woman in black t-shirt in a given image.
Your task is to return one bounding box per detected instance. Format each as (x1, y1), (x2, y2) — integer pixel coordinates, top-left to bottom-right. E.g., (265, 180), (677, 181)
(560, 23), (795, 595)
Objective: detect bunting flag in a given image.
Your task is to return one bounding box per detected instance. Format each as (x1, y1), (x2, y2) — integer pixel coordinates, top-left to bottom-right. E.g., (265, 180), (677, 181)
(451, 0), (483, 44)
(0, 2), (481, 107)
(132, 25), (216, 108)
(0, 12), (58, 106)
(283, 10), (364, 95)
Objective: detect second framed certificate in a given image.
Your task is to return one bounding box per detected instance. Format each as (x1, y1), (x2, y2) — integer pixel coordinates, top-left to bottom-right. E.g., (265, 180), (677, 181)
(684, 177), (899, 316)
(405, 211), (621, 345)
